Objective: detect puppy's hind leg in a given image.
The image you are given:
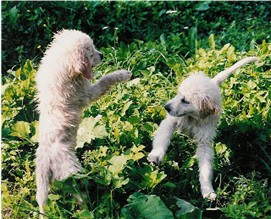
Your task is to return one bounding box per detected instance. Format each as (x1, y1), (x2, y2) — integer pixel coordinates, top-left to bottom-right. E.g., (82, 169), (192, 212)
(196, 144), (217, 201)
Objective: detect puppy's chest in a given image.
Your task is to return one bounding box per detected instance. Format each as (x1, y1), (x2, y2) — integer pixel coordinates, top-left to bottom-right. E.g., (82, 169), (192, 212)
(176, 116), (203, 136)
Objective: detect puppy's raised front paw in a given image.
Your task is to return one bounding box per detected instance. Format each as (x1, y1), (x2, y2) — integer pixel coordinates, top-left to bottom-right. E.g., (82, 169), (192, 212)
(113, 69), (132, 82)
(147, 149), (165, 164)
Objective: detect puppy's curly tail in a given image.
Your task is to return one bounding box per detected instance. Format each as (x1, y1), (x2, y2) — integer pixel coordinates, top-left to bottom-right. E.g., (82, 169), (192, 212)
(212, 57), (259, 85)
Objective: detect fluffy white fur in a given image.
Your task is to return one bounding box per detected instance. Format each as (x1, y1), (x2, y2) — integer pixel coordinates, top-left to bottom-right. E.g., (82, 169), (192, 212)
(35, 29), (132, 215)
(148, 57), (258, 200)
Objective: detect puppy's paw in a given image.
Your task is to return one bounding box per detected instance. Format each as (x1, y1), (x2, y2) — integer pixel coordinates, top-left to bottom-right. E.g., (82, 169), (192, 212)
(147, 149), (165, 164)
(112, 69), (132, 82)
(203, 192), (217, 201)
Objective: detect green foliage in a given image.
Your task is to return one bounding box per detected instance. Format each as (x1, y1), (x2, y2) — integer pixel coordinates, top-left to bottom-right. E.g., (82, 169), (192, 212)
(2, 1), (270, 72)
(121, 192), (174, 219)
(221, 174), (271, 218)
(2, 2), (271, 219)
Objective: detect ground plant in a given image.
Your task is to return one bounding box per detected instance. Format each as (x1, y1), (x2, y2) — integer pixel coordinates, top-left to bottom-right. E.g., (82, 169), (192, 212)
(2, 1), (271, 219)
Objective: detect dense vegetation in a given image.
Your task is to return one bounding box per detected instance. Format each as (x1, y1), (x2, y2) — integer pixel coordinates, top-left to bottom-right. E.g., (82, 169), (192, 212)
(2, 1), (271, 218)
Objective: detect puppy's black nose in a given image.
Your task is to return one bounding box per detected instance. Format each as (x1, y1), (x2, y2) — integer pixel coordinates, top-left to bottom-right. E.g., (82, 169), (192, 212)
(165, 103), (171, 112)
(100, 53), (104, 60)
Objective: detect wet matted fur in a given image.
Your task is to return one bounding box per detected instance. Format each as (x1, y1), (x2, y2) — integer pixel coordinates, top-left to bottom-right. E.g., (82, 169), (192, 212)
(35, 29), (132, 215)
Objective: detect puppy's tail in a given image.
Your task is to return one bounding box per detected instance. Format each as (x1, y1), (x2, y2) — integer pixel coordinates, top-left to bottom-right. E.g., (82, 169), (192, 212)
(36, 150), (51, 216)
(36, 144), (82, 216)
(212, 57), (258, 85)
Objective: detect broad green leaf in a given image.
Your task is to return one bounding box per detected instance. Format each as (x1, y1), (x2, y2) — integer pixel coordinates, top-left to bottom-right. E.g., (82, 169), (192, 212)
(131, 145), (145, 153)
(108, 154), (127, 175)
(175, 198), (202, 219)
(129, 145), (145, 161)
(76, 116), (108, 148)
(121, 192), (174, 219)
(10, 121), (30, 139)
(144, 169), (167, 189)
(113, 177), (129, 189)
(9, 6), (19, 26)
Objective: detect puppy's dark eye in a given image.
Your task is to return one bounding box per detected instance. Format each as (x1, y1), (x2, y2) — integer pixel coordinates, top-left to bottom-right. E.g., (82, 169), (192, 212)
(181, 98), (189, 104)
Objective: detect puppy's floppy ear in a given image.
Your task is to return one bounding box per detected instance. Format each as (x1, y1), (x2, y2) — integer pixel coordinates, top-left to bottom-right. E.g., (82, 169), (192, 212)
(73, 47), (93, 79)
(199, 96), (221, 119)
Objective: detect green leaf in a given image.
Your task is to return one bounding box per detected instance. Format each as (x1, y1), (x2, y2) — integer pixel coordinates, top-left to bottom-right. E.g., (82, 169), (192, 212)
(127, 145), (145, 161)
(175, 198), (202, 219)
(73, 210), (94, 219)
(121, 192), (174, 219)
(30, 120), (39, 143)
(10, 121), (30, 139)
(76, 116), (108, 148)
(121, 101), (133, 116)
(48, 194), (61, 201)
(182, 156), (196, 169)
(108, 154), (127, 175)
(127, 78), (141, 87)
(208, 34), (215, 50)
(195, 2), (210, 11)
(188, 26), (197, 53)
(215, 143), (228, 155)
(9, 6), (19, 26)
(113, 177), (129, 189)
(247, 80), (257, 90)
(144, 169), (167, 189)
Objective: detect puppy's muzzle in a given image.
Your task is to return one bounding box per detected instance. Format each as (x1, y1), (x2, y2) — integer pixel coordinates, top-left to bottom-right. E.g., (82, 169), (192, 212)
(165, 103), (172, 113)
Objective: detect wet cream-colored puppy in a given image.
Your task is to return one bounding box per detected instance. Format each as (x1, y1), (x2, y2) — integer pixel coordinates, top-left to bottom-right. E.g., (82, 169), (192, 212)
(148, 57), (258, 200)
(36, 29), (132, 215)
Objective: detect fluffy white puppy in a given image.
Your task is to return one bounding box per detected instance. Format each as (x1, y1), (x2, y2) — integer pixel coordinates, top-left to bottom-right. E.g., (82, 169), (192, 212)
(35, 29), (132, 215)
(148, 57), (258, 200)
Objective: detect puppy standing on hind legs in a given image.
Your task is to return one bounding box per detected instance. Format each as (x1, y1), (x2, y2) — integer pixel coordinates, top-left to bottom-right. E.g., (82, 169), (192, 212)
(148, 57), (258, 200)
(35, 29), (132, 216)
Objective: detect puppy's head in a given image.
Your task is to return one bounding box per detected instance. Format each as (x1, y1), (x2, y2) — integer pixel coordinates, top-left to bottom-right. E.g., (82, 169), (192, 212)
(52, 29), (103, 79)
(165, 73), (221, 119)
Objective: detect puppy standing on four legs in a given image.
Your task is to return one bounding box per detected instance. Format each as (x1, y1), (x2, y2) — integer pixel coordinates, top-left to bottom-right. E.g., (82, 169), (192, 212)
(35, 29), (132, 215)
(148, 57), (258, 200)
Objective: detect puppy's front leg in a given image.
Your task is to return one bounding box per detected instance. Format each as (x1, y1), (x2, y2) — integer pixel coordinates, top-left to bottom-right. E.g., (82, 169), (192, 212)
(89, 70), (132, 102)
(196, 143), (217, 200)
(148, 115), (177, 163)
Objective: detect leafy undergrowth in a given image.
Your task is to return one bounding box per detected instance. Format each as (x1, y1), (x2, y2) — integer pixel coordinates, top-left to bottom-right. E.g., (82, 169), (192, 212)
(2, 37), (271, 218)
